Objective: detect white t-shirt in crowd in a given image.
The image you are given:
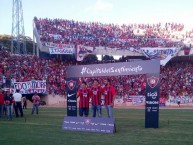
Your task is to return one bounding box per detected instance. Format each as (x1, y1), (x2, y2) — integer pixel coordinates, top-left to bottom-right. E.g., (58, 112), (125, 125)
(13, 93), (22, 102)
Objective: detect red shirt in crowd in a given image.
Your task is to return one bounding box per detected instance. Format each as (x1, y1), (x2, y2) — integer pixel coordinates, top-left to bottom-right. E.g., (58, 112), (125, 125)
(77, 88), (90, 108)
(90, 86), (103, 106)
(103, 85), (116, 106)
(0, 93), (4, 105)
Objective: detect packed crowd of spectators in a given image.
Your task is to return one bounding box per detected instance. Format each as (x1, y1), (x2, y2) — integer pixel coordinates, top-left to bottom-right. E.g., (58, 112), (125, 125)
(160, 61), (193, 97)
(0, 50), (193, 97)
(0, 50), (71, 95)
(34, 17), (189, 48)
(185, 29), (193, 38)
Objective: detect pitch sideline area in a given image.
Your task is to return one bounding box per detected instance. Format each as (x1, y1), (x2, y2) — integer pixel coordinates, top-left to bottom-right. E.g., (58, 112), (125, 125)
(0, 108), (193, 145)
(44, 103), (193, 109)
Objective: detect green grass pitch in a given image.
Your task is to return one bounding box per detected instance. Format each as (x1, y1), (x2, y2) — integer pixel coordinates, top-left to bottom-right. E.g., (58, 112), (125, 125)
(0, 107), (193, 145)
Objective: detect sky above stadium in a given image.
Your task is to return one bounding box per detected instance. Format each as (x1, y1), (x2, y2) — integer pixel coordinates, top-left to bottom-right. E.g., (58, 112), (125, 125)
(0, 0), (193, 38)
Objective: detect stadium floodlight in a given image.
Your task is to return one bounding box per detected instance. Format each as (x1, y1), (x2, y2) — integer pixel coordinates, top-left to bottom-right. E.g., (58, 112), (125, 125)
(11, 0), (26, 54)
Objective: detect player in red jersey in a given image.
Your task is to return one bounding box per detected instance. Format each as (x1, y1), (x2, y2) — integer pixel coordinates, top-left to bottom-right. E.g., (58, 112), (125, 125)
(90, 79), (103, 117)
(103, 78), (116, 118)
(77, 82), (90, 117)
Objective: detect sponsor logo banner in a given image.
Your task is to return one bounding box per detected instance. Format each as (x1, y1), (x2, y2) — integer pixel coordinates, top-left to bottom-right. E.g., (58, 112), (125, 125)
(45, 42), (74, 49)
(49, 48), (74, 54)
(130, 96), (145, 105)
(13, 80), (47, 94)
(66, 78), (78, 116)
(111, 95), (145, 106)
(167, 96), (192, 105)
(145, 74), (160, 128)
(63, 117), (115, 134)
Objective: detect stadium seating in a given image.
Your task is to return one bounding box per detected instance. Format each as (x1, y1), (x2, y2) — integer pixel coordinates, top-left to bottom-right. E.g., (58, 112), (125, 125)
(0, 50), (192, 97)
(34, 18), (187, 48)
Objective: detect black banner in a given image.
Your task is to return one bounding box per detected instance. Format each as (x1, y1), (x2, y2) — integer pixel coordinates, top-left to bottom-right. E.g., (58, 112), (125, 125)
(66, 78), (78, 116)
(145, 73), (160, 128)
(66, 60), (160, 78)
(63, 117), (116, 133)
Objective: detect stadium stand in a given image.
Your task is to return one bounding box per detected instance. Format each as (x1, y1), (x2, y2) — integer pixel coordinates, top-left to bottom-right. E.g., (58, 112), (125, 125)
(1, 18), (193, 101)
(34, 18), (186, 48)
(0, 49), (193, 98)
